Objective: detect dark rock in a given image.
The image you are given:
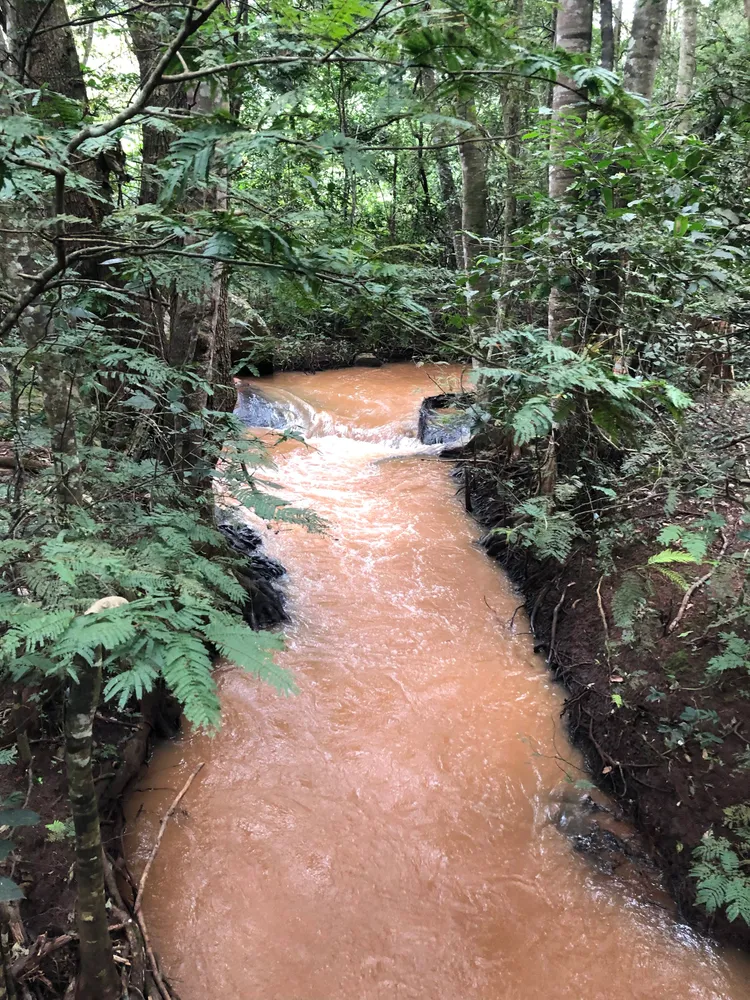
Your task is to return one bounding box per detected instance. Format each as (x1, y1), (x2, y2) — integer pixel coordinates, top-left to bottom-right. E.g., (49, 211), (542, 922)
(353, 353), (383, 368)
(418, 393), (475, 447)
(218, 521), (288, 629)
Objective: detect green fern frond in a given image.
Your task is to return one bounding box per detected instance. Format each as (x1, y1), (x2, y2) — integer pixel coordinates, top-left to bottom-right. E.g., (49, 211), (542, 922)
(203, 613), (293, 694)
(160, 632), (219, 729)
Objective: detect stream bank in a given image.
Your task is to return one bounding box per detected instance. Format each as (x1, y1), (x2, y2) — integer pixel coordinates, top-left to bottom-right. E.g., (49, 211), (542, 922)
(0, 517), (287, 996)
(456, 406), (750, 950)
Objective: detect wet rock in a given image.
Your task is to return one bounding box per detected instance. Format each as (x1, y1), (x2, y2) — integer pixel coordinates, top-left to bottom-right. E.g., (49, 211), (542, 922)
(234, 390), (289, 429)
(353, 353), (383, 368)
(546, 782), (671, 907)
(218, 520), (288, 628)
(418, 393), (475, 448)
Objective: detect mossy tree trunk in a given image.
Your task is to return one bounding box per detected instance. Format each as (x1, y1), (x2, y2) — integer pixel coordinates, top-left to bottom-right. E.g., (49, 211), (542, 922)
(65, 652), (119, 1000)
(675, 0), (697, 104)
(600, 0), (615, 70)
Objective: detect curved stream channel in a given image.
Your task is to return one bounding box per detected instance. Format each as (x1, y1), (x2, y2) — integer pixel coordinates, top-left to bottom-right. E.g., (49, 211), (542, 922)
(130, 363), (750, 999)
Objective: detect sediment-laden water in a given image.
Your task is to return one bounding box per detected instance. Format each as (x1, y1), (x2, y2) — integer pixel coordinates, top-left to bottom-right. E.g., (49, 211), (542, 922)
(129, 363), (750, 999)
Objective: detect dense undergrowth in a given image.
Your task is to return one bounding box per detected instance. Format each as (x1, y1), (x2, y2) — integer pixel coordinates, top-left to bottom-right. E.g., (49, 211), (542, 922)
(455, 352), (750, 939)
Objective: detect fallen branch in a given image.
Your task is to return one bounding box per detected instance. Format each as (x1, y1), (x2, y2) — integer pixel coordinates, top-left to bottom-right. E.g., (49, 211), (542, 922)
(666, 530), (730, 635)
(134, 762), (204, 915)
(11, 934), (73, 981)
(547, 582), (575, 664)
(596, 575), (611, 667)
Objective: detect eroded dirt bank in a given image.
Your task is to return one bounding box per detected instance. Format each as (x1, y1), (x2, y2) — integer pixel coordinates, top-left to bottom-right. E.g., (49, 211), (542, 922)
(457, 422), (750, 950)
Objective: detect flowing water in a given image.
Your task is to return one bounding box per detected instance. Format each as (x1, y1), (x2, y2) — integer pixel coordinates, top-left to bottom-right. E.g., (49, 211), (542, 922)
(129, 363), (750, 1000)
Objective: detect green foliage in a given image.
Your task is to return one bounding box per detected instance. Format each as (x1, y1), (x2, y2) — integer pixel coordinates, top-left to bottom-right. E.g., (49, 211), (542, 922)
(692, 804), (750, 925)
(659, 707), (722, 751)
(611, 572), (648, 643)
(477, 327), (690, 453)
(494, 497), (580, 563)
(0, 756), (40, 902)
(45, 819), (75, 843)
(707, 633), (750, 679)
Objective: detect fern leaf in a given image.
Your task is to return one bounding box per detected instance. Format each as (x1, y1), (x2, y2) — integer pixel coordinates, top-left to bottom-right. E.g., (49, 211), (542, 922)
(611, 572), (647, 629)
(203, 614), (293, 694)
(160, 633), (219, 729)
(648, 549), (699, 565)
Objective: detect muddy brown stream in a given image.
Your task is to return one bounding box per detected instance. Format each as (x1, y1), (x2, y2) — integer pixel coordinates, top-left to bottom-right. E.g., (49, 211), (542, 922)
(130, 363), (750, 999)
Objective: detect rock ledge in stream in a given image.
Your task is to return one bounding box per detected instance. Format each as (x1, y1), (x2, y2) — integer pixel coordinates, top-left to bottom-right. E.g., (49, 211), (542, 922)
(418, 393), (475, 448)
(218, 519), (288, 628)
(353, 352), (383, 367)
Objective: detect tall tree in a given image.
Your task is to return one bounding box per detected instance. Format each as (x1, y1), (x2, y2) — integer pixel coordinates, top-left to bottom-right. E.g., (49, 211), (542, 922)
(675, 0), (698, 104)
(421, 67), (463, 268)
(127, 15), (234, 487)
(600, 0), (615, 70)
(547, 0), (594, 342)
(623, 0), (669, 99)
(456, 97), (488, 274)
(496, 0), (525, 334)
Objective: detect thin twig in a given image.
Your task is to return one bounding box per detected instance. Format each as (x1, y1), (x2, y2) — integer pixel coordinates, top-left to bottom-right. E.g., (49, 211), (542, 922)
(666, 530), (730, 635)
(596, 575), (611, 667)
(134, 762), (204, 915)
(547, 582), (575, 664)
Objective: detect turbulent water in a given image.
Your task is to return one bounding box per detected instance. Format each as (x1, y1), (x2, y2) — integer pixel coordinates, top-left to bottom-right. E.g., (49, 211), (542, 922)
(129, 363), (750, 999)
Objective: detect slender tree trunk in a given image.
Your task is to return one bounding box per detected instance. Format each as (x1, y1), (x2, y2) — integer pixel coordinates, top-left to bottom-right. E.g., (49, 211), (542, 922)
(613, 0), (623, 64)
(66, 651), (119, 999)
(496, 0), (525, 334)
(457, 97), (488, 275)
(548, 0), (594, 342)
(623, 0), (669, 99)
(745, 0), (750, 31)
(127, 26), (233, 487)
(456, 94), (490, 343)
(600, 0), (615, 69)
(2, 0), (106, 504)
(421, 67), (463, 267)
(388, 153), (398, 241)
(675, 0), (697, 103)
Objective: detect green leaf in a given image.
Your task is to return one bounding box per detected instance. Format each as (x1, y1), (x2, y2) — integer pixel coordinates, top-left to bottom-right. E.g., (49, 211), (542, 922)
(0, 808), (40, 828)
(648, 549), (699, 565)
(0, 877), (24, 902)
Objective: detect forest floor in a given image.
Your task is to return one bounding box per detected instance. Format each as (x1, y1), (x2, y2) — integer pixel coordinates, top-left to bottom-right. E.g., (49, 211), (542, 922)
(458, 402), (750, 949)
(0, 702), (170, 993)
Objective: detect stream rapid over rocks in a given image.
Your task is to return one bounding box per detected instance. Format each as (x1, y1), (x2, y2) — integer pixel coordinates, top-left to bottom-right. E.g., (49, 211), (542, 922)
(129, 363), (750, 999)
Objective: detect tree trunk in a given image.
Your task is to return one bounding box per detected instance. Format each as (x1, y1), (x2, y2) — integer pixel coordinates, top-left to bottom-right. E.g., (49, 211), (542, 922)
(457, 98), (488, 275)
(613, 0), (623, 65)
(65, 651), (119, 1000)
(420, 67), (463, 267)
(127, 26), (233, 487)
(600, 0), (615, 69)
(675, 0), (697, 103)
(456, 95), (490, 340)
(496, 0), (525, 334)
(548, 0), (593, 342)
(623, 0), (669, 99)
(2, 0), (104, 505)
